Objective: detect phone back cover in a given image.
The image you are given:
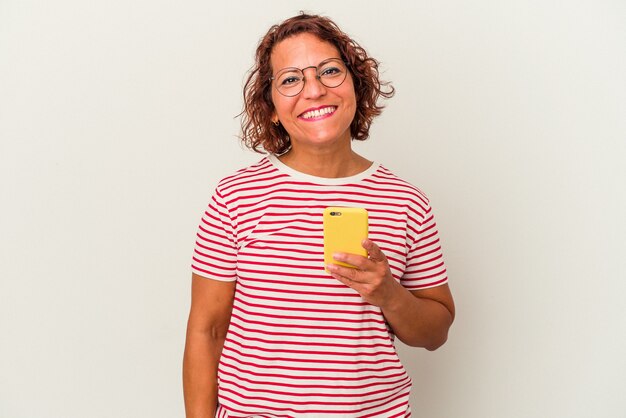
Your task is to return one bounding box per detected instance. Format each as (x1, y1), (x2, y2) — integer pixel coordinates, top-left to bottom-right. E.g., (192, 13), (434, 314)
(323, 207), (368, 269)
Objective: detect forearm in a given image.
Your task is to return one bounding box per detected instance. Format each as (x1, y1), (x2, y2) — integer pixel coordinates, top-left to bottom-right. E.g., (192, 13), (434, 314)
(325, 241), (454, 350)
(183, 331), (225, 418)
(381, 283), (454, 350)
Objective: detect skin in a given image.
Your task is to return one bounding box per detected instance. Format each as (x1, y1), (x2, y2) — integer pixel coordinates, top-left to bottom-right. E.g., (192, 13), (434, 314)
(271, 33), (370, 178)
(271, 33), (455, 348)
(183, 32), (455, 417)
(327, 240), (455, 350)
(183, 275), (235, 418)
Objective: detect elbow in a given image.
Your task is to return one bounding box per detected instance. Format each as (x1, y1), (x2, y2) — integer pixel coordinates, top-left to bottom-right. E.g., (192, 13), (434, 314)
(421, 322), (452, 351)
(425, 308), (454, 350)
(424, 333), (448, 351)
(399, 328), (449, 350)
(210, 324), (230, 342)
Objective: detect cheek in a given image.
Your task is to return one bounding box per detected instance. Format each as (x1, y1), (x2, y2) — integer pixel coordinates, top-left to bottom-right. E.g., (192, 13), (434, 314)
(271, 86), (287, 108)
(270, 91), (280, 117)
(342, 79), (358, 112)
(342, 91), (358, 119)
(271, 94), (294, 118)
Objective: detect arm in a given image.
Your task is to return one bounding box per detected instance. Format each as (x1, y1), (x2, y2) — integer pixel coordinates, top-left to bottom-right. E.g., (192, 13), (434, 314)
(379, 283), (454, 350)
(326, 239), (455, 350)
(183, 273), (236, 418)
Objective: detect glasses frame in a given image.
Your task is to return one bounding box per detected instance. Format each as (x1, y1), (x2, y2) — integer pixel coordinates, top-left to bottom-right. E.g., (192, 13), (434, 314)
(270, 58), (349, 97)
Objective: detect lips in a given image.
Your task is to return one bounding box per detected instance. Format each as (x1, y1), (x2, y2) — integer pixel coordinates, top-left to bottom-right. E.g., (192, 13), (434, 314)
(298, 105), (337, 120)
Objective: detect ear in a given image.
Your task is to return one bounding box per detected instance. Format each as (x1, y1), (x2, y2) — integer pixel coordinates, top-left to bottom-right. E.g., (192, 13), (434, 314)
(271, 113), (279, 125)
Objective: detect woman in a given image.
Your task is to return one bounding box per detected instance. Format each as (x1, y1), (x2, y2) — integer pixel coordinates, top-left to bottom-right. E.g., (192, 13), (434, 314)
(183, 13), (455, 418)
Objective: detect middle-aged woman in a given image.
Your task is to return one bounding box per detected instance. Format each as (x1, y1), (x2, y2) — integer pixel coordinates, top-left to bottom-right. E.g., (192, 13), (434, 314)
(183, 13), (455, 418)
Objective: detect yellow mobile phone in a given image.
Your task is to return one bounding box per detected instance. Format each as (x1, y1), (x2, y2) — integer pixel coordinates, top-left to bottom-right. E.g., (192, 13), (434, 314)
(323, 207), (368, 270)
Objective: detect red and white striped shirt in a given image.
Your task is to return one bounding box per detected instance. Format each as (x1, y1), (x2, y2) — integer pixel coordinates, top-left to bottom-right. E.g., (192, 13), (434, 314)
(192, 155), (448, 417)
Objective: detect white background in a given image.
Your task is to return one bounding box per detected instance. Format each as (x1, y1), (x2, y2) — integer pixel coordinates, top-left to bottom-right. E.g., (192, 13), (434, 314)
(1, 1), (625, 417)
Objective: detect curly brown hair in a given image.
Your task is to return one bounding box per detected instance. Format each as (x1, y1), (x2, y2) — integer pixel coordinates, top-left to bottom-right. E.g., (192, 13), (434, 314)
(240, 13), (395, 155)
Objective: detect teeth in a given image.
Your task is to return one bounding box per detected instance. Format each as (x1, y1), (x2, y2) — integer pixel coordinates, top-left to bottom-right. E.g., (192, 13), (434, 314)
(302, 106), (336, 119)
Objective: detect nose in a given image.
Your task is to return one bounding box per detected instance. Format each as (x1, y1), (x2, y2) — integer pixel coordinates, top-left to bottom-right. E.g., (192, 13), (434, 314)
(301, 68), (326, 99)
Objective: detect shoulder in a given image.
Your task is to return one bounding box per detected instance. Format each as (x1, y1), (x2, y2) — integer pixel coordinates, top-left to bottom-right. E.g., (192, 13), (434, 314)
(212, 156), (298, 204)
(214, 157), (275, 194)
(372, 163), (431, 206)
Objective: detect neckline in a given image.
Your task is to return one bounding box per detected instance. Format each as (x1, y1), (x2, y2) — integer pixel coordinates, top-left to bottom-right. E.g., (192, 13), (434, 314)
(267, 154), (379, 185)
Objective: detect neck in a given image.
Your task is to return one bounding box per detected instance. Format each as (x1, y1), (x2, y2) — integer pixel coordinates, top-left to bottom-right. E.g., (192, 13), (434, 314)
(277, 142), (371, 178)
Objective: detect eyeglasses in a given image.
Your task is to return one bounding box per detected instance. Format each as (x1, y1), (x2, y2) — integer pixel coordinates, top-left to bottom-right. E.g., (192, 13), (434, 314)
(270, 58), (348, 97)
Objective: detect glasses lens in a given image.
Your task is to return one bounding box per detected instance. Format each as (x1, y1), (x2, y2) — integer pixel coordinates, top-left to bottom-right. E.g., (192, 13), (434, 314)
(275, 69), (304, 97)
(272, 59), (348, 96)
(318, 59), (348, 88)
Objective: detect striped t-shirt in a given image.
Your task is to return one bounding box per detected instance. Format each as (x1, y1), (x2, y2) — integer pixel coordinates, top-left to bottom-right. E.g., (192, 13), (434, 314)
(191, 155), (448, 417)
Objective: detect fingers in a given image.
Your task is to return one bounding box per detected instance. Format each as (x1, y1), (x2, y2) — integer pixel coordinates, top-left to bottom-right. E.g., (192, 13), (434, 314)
(331, 252), (369, 271)
(327, 268), (359, 293)
(327, 241), (395, 306)
(329, 239), (386, 272)
(362, 239), (386, 262)
(326, 262), (361, 281)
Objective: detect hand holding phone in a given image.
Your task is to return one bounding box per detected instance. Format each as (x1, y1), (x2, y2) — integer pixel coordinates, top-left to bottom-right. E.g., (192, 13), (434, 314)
(323, 207), (368, 270)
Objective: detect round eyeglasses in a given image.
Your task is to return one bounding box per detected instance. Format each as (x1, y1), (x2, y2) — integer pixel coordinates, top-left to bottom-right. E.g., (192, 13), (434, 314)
(270, 58), (349, 97)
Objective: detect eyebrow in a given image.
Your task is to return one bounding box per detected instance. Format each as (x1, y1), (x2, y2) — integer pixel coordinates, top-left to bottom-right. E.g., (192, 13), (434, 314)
(274, 58), (343, 74)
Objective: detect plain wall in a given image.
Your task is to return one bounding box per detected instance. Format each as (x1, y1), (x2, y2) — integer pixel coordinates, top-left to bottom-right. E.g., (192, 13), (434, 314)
(1, 0), (625, 417)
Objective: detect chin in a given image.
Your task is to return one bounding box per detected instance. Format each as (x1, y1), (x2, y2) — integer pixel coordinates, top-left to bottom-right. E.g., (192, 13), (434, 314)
(299, 128), (351, 146)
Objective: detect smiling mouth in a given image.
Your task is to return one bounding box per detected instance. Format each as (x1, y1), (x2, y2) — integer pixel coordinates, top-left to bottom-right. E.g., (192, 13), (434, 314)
(299, 106), (337, 120)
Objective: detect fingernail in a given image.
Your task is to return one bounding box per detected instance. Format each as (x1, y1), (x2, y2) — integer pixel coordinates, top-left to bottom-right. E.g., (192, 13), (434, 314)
(333, 253), (344, 261)
(326, 264), (337, 271)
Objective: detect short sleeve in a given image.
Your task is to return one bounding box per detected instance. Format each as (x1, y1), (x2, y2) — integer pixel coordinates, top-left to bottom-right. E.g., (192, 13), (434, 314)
(191, 188), (237, 281)
(401, 203), (448, 290)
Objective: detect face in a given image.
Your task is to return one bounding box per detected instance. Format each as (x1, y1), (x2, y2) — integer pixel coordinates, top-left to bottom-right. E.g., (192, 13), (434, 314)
(270, 33), (357, 151)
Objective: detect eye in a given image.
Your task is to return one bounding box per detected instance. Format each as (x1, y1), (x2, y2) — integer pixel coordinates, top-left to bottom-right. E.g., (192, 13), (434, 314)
(280, 75), (301, 86)
(320, 66), (343, 78)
